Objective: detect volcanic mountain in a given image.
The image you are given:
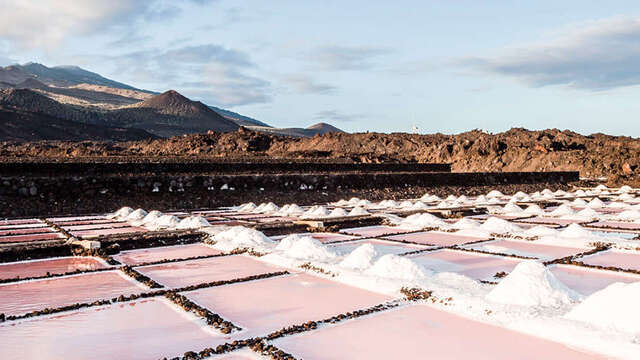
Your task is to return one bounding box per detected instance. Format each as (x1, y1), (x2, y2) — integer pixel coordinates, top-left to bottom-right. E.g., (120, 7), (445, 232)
(110, 90), (240, 137)
(307, 122), (344, 135)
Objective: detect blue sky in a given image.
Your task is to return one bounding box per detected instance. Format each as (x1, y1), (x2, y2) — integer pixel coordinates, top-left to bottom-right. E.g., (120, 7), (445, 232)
(2, 1), (640, 135)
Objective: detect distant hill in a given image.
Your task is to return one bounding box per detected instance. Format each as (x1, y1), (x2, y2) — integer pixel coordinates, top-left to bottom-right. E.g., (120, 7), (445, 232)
(111, 90), (239, 137)
(246, 122), (344, 137)
(0, 62), (346, 138)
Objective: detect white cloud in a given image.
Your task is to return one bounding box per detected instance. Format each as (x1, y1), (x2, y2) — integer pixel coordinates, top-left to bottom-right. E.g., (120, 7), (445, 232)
(282, 74), (336, 94)
(309, 46), (390, 71)
(462, 16), (640, 90)
(0, 0), (211, 48)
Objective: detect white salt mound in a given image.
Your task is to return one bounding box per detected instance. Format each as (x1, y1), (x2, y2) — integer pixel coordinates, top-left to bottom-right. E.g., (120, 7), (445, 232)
(339, 243), (377, 270)
(479, 217), (523, 233)
(301, 205), (330, 219)
(565, 282), (640, 334)
(523, 204), (544, 215)
(154, 215), (180, 229)
(524, 225), (559, 237)
(111, 206), (134, 219)
(487, 190), (505, 198)
(211, 226), (274, 252)
(571, 198), (588, 206)
(142, 210), (163, 224)
(587, 198), (605, 208)
(348, 206), (370, 216)
(400, 213), (446, 229)
(503, 203), (523, 214)
(275, 234), (337, 261)
(127, 208), (148, 220)
(366, 254), (428, 280)
(237, 202), (257, 212)
(560, 224), (593, 238)
(575, 208), (600, 221)
(328, 208), (348, 218)
(486, 261), (581, 307)
(549, 204), (576, 217)
(451, 218), (481, 230)
(617, 210), (640, 221)
(619, 185), (633, 193)
(177, 216), (210, 229)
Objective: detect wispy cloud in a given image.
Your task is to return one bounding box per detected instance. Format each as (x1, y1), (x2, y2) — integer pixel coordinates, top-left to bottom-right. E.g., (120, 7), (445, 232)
(461, 16), (640, 91)
(281, 74), (336, 94)
(0, 0), (212, 48)
(106, 44), (271, 107)
(314, 110), (364, 122)
(308, 46), (391, 71)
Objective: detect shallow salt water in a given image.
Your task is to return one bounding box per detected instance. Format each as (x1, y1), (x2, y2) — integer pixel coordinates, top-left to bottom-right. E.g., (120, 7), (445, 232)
(70, 226), (147, 237)
(328, 238), (432, 257)
(0, 232), (64, 244)
(272, 304), (606, 360)
(0, 298), (225, 360)
(464, 239), (587, 261)
(182, 273), (392, 338)
(135, 255), (284, 288)
(579, 250), (640, 271)
(408, 249), (522, 281)
(271, 232), (359, 244)
(384, 231), (488, 246)
(0, 271), (146, 316)
(549, 264), (640, 296)
(515, 217), (588, 226)
(113, 243), (223, 266)
(0, 257), (109, 280)
(339, 225), (412, 237)
(586, 221), (640, 231)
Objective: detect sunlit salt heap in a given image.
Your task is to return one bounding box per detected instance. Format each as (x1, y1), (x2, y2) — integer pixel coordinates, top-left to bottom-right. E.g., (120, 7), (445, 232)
(559, 223), (594, 238)
(142, 210), (163, 224)
(154, 215), (180, 229)
(479, 217), (523, 233)
(523, 204), (544, 215)
(176, 216), (210, 229)
(586, 198), (605, 208)
(399, 213), (447, 229)
(616, 210), (640, 221)
(523, 225), (559, 237)
(486, 190), (505, 198)
(366, 254), (428, 280)
(127, 208), (148, 221)
(237, 202), (257, 213)
(301, 205), (330, 219)
(210, 226), (274, 252)
(275, 234), (337, 261)
(566, 282), (640, 334)
(110, 206), (134, 219)
(339, 243), (377, 270)
(486, 261), (580, 307)
(348, 206), (370, 216)
(328, 207), (349, 217)
(548, 204), (576, 217)
(277, 204), (305, 216)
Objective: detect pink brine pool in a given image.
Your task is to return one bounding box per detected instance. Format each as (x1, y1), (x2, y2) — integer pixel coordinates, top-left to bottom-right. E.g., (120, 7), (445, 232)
(272, 305), (606, 360)
(272, 232), (358, 244)
(0, 298), (226, 360)
(465, 240), (587, 261)
(0, 257), (109, 280)
(135, 255), (284, 288)
(113, 244), (223, 266)
(339, 225), (412, 237)
(0, 271), (146, 316)
(579, 250), (640, 271)
(0, 232), (64, 244)
(408, 249), (522, 281)
(384, 231), (487, 246)
(587, 221), (640, 231)
(328, 239), (431, 257)
(183, 273), (392, 338)
(550, 264), (640, 296)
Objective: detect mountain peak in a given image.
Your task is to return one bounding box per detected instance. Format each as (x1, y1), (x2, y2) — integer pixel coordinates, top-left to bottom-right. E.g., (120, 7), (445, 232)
(307, 122), (344, 134)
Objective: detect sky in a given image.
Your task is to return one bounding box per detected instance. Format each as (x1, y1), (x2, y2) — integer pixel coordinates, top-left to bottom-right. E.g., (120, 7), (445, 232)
(2, 1), (640, 136)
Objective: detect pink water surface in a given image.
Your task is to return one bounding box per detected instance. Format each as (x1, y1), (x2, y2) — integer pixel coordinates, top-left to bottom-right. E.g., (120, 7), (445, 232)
(46, 216), (107, 222)
(339, 225), (411, 237)
(0, 232), (64, 244)
(0, 298), (225, 360)
(0, 218), (41, 226)
(136, 255), (284, 288)
(273, 305), (605, 360)
(0, 227), (56, 236)
(385, 231), (487, 246)
(272, 232), (358, 244)
(328, 239), (431, 256)
(51, 219), (115, 226)
(467, 240), (586, 261)
(70, 226), (147, 237)
(550, 264), (640, 295)
(62, 222), (131, 231)
(587, 221), (640, 230)
(580, 250), (640, 271)
(0, 271), (146, 316)
(409, 249), (522, 281)
(183, 273), (392, 338)
(0, 257), (108, 280)
(113, 244), (223, 266)
(515, 217), (586, 226)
